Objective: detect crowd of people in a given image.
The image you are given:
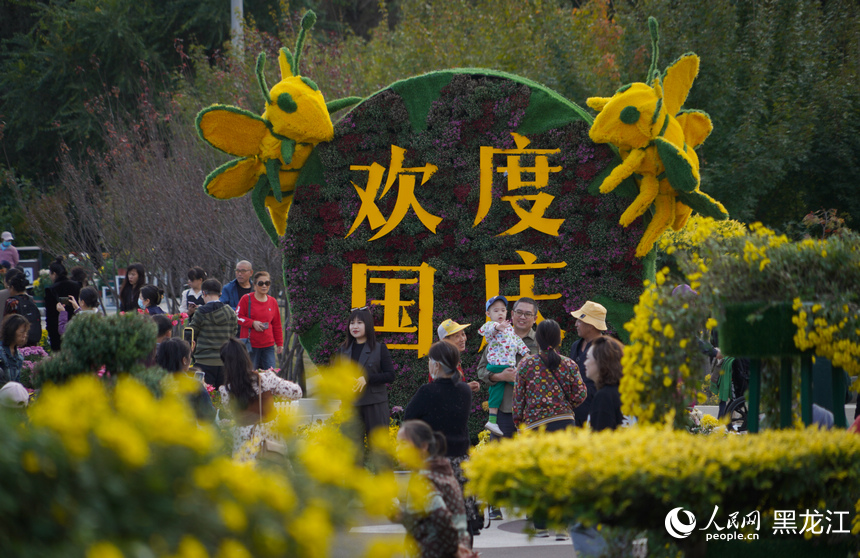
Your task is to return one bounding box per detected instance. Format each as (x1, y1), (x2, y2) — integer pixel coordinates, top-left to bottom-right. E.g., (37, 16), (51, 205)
(0, 257), (303, 463)
(0, 244), (631, 556)
(339, 294), (627, 553)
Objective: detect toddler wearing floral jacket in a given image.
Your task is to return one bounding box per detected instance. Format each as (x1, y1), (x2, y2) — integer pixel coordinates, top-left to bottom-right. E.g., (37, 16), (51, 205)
(479, 295), (529, 436)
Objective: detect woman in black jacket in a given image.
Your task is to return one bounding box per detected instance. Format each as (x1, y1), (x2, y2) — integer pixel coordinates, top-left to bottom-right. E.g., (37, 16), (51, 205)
(583, 336), (625, 431)
(339, 307), (395, 444)
(44, 259), (81, 351)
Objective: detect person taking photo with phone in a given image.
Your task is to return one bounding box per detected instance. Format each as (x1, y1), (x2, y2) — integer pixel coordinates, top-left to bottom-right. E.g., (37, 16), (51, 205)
(44, 258), (81, 351)
(236, 271), (283, 371)
(188, 279), (237, 388)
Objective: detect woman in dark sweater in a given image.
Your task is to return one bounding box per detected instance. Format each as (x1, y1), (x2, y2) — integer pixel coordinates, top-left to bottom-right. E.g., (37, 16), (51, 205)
(583, 336), (625, 431)
(339, 307), (395, 444)
(119, 263), (146, 313)
(405, 341), (472, 456)
(405, 340), (479, 539)
(44, 258), (81, 351)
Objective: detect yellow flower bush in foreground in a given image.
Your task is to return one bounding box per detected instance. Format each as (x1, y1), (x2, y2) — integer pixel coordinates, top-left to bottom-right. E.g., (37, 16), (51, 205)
(465, 426), (860, 535)
(1, 363), (407, 558)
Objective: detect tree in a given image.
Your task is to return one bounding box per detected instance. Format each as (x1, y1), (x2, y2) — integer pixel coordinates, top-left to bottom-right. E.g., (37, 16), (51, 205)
(14, 86), (283, 312)
(0, 0), (232, 184)
(612, 0), (860, 225)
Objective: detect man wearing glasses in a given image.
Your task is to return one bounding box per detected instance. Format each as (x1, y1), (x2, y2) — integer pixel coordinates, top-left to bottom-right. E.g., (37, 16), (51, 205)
(220, 260), (253, 336)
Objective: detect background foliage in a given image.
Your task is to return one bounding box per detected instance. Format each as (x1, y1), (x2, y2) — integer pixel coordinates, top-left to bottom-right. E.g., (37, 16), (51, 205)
(4, 0), (858, 244)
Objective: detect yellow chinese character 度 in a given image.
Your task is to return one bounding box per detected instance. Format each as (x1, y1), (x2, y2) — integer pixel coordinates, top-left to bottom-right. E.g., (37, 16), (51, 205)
(475, 133), (564, 236)
(347, 146), (441, 241)
(351, 263), (436, 357)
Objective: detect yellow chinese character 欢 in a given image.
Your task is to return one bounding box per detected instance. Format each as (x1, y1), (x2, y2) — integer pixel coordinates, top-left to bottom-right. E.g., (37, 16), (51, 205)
(347, 146), (441, 241)
(483, 251), (567, 347)
(351, 262), (436, 357)
(475, 132), (564, 236)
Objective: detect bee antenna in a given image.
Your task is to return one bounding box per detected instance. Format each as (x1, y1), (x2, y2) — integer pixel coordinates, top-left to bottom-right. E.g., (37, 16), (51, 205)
(255, 52), (272, 104)
(293, 10), (317, 76)
(646, 17), (660, 84)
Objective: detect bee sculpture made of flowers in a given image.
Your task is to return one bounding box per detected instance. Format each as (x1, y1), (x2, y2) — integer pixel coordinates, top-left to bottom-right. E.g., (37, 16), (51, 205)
(196, 11), (360, 243)
(587, 18), (728, 258)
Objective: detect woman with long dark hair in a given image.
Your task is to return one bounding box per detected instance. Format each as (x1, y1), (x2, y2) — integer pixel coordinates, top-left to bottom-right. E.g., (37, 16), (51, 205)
(119, 263), (146, 313)
(0, 314), (29, 386)
(44, 258), (81, 351)
(513, 319), (587, 538)
(338, 307), (395, 444)
(513, 319), (587, 433)
(155, 337), (215, 423)
(219, 338), (301, 461)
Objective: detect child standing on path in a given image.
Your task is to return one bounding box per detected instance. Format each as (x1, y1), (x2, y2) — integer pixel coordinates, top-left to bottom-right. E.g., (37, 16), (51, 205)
(479, 295), (530, 436)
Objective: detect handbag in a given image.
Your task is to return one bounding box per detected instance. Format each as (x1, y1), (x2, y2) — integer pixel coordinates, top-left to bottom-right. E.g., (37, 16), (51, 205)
(255, 387), (287, 461)
(240, 294), (253, 352)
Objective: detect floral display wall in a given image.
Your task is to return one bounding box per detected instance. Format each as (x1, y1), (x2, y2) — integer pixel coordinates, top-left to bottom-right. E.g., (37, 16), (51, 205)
(283, 70), (649, 435)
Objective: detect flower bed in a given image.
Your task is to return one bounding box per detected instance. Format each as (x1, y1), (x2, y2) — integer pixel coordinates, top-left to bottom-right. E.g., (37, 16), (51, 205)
(2, 363), (407, 557)
(465, 426), (860, 543)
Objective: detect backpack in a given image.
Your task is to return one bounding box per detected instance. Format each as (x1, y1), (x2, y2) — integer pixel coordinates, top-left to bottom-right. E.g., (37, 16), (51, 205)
(5, 294), (43, 346)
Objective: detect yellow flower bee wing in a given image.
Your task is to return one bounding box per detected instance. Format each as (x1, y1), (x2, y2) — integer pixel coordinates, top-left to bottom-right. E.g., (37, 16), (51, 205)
(676, 189), (729, 220)
(251, 176), (280, 245)
(654, 137), (699, 193)
(203, 157), (262, 199)
(586, 96), (612, 112)
(196, 105), (270, 157)
(675, 110), (713, 148)
(662, 54), (700, 116)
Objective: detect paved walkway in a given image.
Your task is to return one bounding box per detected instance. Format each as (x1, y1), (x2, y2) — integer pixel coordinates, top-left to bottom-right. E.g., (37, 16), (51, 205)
(338, 508), (578, 557)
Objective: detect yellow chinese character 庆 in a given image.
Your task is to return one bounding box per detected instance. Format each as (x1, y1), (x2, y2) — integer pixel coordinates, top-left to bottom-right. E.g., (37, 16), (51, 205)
(482, 250), (567, 348)
(347, 146), (441, 241)
(351, 263), (436, 357)
(476, 133), (564, 236)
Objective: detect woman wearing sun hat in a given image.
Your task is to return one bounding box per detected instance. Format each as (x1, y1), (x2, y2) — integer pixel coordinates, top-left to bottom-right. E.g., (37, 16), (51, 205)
(569, 301), (608, 427)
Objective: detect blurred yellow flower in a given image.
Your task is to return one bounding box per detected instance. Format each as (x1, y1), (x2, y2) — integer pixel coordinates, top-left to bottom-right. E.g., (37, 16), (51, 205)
(86, 542), (124, 558)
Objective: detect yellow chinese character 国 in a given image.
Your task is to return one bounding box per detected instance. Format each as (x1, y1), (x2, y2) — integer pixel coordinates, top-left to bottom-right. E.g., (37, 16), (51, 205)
(475, 133), (564, 236)
(351, 263), (436, 357)
(347, 146), (441, 241)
